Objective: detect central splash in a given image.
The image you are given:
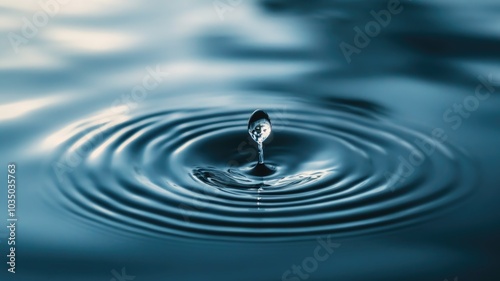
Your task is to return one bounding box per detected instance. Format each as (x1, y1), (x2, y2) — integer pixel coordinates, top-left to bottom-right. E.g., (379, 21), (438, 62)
(248, 109), (271, 164)
(248, 109), (275, 176)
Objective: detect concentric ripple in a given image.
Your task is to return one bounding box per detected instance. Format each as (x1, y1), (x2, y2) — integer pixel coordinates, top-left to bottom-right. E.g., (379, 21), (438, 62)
(45, 98), (476, 241)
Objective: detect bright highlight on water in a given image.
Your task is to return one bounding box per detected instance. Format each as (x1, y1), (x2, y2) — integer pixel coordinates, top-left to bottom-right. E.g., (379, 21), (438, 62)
(248, 109), (272, 164)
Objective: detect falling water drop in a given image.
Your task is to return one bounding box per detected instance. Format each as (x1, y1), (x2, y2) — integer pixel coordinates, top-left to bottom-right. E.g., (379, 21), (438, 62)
(247, 109), (275, 177)
(248, 109), (272, 164)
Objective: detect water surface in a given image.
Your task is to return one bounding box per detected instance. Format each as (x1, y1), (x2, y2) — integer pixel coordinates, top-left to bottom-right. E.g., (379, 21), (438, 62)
(1, 0), (500, 280)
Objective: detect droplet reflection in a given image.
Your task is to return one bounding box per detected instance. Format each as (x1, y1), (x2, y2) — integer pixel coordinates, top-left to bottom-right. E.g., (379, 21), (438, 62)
(248, 109), (272, 164)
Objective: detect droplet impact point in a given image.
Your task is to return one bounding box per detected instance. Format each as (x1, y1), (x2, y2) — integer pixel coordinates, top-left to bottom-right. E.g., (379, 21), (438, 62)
(248, 109), (272, 164)
(248, 110), (275, 176)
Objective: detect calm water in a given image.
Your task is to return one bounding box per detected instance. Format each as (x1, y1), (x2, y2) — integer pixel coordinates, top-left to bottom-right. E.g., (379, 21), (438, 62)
(1, 0), (500, 280)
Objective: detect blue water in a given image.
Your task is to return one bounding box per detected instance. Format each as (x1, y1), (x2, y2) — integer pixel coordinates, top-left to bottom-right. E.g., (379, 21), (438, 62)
(1, 0), (500, 280)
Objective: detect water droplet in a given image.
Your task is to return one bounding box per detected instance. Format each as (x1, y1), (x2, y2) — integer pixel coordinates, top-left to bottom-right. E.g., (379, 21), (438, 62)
(248, 110), (272, 164)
